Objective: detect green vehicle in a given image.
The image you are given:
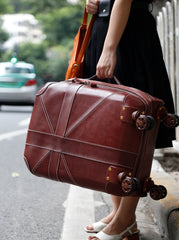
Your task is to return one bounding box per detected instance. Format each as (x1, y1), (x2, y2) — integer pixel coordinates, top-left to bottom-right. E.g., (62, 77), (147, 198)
(0, 59), (42, 106)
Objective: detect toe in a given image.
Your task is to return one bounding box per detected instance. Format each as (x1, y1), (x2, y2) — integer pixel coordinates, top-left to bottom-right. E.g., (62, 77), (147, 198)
(88, 236), (93, 240)
(86, 225), (94, 231)
(88, 236), (99, 240)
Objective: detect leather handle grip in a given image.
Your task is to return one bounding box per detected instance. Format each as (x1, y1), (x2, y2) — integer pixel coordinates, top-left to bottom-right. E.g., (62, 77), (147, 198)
(72, 75), (121, 88)
(89, 75), (121, 85)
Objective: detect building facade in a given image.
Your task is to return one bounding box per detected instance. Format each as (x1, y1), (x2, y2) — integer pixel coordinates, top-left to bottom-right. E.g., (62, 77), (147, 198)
(1, 14), (45, 50)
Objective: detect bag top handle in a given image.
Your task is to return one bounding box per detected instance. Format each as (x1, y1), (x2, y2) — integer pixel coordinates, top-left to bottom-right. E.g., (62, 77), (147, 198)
(89, 75), (121, 85)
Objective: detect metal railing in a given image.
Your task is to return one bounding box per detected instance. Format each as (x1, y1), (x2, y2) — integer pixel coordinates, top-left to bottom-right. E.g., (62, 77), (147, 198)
(156, 0), (179, 140)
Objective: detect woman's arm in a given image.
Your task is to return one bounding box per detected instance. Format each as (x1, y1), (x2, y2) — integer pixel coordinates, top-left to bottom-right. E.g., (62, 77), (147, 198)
(97, 0), (133, 79)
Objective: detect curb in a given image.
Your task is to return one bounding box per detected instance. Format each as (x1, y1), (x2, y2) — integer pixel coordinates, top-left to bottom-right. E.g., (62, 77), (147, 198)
(148, 160), (179, 240)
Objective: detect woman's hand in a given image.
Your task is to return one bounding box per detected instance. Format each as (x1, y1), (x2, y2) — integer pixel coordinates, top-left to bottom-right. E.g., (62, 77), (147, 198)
(86, 0), (99, 14)
(96, 48), (116, 79)
(96, 0), (132, 79)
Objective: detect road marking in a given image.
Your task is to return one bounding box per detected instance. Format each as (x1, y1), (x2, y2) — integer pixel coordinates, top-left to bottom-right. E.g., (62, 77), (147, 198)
(0, 128), (27, 141)
(60, 185), (95, 240)
(12, 172), (20, 178)
(18, 117), (30, 126)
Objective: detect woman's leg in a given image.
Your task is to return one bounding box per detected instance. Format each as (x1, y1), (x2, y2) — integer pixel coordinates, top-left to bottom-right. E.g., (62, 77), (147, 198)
(85, 195), (121, 231)
(102, 195), (122, 223)
(88, 196), (140, 240)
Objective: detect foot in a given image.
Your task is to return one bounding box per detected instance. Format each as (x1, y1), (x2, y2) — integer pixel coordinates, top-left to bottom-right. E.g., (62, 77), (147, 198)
(87, 220), (138, 240)
(84, 221), (107, 233)
(85, 212), (115, 232)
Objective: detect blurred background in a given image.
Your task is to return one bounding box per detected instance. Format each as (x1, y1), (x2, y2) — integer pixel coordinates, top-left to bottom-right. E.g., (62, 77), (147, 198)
(0, 0), (86, 83)
(0, 1), (179, 240)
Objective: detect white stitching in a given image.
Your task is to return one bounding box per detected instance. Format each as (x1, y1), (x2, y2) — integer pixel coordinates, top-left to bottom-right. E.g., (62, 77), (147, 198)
(61, 154), (78, 185)
(27, 129), (138, 155)
(32, 151), (50, 173)
(65, 92), (115, 137)
(40, 95), (55, 134)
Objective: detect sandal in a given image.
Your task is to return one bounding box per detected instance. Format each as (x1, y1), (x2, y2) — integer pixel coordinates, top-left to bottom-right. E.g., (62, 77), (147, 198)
(90, 221), (140, 240)
(84, 221), (108, 233)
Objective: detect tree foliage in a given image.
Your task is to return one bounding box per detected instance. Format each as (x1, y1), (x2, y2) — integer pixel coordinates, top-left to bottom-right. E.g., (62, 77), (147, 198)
(1, 0), (86, 80)
(2, 42), (48, 78)
(0, 18), (9, 59)
(47, 45), (71, 81)
(0, 19), (9, 43)
(7, 0), (70, 14)
(38, 5), (83, 46)
(0, 0), (12, 14)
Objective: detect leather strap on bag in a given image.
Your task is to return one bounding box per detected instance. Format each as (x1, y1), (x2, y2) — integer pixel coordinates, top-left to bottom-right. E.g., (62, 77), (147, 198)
(75, 9), (96, 66)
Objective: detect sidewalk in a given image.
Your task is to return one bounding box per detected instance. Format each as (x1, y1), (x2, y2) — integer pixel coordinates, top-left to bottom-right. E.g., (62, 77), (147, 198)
(98, 188), (166, 240)
(96, 159), (179, 240)
(148, 160), (179, 240)
(60, 160), (179, 240)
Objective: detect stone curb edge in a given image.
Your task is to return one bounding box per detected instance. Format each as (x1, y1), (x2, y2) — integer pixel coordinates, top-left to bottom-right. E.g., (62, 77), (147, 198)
(147, 159), (179, 240)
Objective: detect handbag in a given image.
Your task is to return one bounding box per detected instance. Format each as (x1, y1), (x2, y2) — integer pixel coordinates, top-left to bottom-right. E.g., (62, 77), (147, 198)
(65, 9), (95, 80)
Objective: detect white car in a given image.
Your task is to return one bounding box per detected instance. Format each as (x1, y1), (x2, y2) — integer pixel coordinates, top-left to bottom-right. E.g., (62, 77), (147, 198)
(0, 60), (40, 105)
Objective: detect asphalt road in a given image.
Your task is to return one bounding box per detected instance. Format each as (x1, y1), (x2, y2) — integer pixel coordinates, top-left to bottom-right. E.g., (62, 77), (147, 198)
(0, 105), (69, 240)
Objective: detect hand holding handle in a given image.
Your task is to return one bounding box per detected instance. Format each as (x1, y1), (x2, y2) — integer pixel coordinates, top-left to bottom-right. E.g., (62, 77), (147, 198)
(89, 75), (121, 85)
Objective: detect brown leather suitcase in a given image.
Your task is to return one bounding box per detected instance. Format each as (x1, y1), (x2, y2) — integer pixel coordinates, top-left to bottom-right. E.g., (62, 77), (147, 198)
(24, 77), (178, 200)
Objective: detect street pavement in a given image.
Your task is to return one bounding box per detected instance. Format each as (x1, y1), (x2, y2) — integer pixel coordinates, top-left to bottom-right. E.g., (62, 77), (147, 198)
(0, 106), (68, 240)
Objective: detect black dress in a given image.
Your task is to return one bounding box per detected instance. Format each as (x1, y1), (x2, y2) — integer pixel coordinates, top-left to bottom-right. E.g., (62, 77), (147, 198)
(83, 0), (176, 149)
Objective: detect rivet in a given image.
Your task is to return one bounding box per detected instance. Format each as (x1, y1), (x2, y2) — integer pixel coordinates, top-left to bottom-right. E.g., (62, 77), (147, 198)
(129, 172), (132, 176)
(106, 176), (110, 181)
(73, 63), (80, 69)
(120, 116), (124, 120)
(109, 167), (112, 171)
(142, 111), (145, 114)
(123, 107), (126, 110)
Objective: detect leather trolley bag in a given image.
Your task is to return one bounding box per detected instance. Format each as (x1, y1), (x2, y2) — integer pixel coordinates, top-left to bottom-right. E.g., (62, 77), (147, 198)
(24, 77), (179, 200)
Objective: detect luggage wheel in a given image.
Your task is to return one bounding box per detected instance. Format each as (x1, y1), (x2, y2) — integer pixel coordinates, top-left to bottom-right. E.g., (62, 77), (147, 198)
(132, 111), (155, 131)
(149, 185), (167, 200)
(118, 172), (140, 194)
(163, 113), (179, 128)
(157, 106), (179, 128)
(143, 177), (167, 200)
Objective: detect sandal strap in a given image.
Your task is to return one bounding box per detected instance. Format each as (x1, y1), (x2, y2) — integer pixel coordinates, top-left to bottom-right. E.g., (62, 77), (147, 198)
(94, 231), (123, 240)
(128, 229), (140, 235)
(92, 221), (108, 231)
(94, 221), (138, 240)
(119, 221), (137, 237)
